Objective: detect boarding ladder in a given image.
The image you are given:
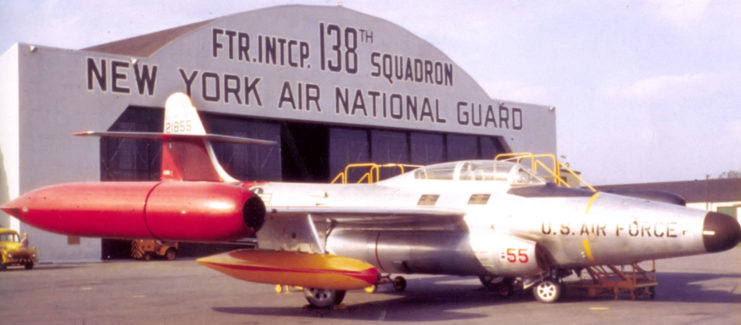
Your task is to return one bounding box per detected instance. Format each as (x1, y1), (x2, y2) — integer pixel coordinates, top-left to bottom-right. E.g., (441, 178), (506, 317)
(495, 153), (658, 300)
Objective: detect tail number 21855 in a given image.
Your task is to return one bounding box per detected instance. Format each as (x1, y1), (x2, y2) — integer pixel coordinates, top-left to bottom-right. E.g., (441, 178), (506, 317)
(165, 120), (192, 133)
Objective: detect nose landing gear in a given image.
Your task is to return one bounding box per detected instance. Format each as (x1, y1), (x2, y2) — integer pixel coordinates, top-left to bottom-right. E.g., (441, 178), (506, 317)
(523, 268), (570, 303)
(532, 278), (562, 303)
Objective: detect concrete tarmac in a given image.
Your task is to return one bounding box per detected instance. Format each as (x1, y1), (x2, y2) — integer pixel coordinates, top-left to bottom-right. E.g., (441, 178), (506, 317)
(1, 248), (739, 325)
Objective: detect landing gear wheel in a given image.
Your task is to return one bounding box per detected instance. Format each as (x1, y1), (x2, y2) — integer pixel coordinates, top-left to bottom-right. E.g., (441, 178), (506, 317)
(533, 279), (562, 303)
(303, 288), (346, 308)
(392, 276), (407, 292)
(24, 262), (34, 270)
(165, 248), (177, 261)
(479, 274), (501, 290)
(479, 275), (514, 297)
(496, 281), (513, 297)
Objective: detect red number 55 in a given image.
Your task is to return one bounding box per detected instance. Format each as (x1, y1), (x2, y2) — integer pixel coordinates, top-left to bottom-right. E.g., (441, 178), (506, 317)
(506, 248), (529, 263)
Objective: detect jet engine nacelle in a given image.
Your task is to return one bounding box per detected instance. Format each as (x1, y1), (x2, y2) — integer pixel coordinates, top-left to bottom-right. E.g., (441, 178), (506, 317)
(3, 182), (265, 241)
(145, 182), (265, 240)
(327, 229), (486, 275)
(470, 234), (542, 277)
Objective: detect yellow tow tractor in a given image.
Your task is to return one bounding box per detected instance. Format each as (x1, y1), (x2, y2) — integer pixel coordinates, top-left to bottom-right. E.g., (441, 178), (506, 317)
(130, 239), (178, 261)
(0, 228), (38, 270)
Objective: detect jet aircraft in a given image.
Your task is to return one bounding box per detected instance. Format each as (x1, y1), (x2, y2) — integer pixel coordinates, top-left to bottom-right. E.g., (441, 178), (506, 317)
(2, 93), (739, 307)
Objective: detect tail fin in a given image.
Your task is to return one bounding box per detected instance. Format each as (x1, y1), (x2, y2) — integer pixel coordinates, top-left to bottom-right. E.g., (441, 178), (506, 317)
(160, 93), (235, 182)
(76, 92), (275, 182)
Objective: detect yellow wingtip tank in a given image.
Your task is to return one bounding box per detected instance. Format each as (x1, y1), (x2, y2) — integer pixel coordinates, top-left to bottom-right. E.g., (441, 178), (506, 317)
(197, 249), (380, 290)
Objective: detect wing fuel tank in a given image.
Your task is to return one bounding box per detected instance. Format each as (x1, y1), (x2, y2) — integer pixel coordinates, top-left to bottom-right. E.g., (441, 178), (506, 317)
(197, 250), (380, 290)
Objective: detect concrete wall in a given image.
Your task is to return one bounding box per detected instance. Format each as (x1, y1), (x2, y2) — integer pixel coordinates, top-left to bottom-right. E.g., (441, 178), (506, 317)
(0, 45), (20, 231)
(15, 44), (103, 262)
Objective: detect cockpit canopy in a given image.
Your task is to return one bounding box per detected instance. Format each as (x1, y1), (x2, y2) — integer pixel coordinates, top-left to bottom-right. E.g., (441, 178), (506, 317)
(402, 160), (545, 186)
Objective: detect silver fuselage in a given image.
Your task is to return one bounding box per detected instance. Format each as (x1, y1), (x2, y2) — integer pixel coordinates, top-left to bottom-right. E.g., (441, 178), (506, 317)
(253, 161), (736, 277)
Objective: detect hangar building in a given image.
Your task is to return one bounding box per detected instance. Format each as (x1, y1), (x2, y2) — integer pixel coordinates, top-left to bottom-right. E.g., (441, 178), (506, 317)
(0, 5), (556, 262)
(599, 179), (741, 220)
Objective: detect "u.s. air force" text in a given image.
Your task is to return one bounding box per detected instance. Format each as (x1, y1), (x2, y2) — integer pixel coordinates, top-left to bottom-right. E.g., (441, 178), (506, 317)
(541, 220), (684, 238)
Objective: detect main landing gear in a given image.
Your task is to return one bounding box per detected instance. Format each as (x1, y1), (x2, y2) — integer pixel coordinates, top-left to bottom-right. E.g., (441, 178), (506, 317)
(303, 288), (346, 308)
(479, 275), (515, 298)
(302, 274), (410, 308)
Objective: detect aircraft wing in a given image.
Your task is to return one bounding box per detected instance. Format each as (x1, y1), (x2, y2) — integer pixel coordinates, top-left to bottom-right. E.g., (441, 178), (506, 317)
(256, 206), (465, 253)
(269, 206), (464, 228)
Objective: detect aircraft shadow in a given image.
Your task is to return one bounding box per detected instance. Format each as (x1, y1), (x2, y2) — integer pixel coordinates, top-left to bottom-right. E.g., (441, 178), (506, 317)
(651, 272), (741, 303)
(213, 272), (741, 320)
(214, 276), (543, 322)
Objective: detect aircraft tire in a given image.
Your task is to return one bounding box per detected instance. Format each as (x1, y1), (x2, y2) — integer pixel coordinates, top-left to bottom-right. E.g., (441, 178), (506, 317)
(496, 281), (513, 297)
(533, 279), (562, 303)
(479, 274), (502, 290)
(392, 276), (407, 292)
(479, 275), (514, 297)
(304, 288), (346, 308)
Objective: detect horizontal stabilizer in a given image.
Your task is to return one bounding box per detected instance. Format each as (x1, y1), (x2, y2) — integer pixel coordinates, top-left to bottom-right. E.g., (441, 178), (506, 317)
(75, 131), (276, 146)
(197, 249), (379, 290)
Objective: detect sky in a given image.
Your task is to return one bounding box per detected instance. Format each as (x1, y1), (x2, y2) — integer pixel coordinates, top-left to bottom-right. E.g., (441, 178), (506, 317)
(1, 0), (740, 185)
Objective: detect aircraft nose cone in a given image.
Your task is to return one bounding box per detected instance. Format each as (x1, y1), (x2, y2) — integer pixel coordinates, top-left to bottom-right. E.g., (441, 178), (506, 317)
(703, 212), (741, 252)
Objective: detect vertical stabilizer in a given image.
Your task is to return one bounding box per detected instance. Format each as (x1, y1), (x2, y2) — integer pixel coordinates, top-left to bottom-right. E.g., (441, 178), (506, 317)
(160, 93), (238, 182)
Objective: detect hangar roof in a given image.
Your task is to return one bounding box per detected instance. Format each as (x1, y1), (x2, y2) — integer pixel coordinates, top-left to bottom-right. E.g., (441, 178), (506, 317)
(597, 178), (741, 204)
(83, 19), (213, 57)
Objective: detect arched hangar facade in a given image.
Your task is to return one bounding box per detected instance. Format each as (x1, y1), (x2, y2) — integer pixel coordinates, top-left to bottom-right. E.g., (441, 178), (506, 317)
(0, 5), (556, 262)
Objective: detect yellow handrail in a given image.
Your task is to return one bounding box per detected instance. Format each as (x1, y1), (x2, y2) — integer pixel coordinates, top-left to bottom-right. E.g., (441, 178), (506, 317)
(330, 172), (345, 185)
(560, 162), (596, 192)
(357, 172), (372, 184)
(495, 152), (595, 192)
(369, 163), (421, 183)
(330, 155), (593, 190)
(330, 163), (421, 184)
